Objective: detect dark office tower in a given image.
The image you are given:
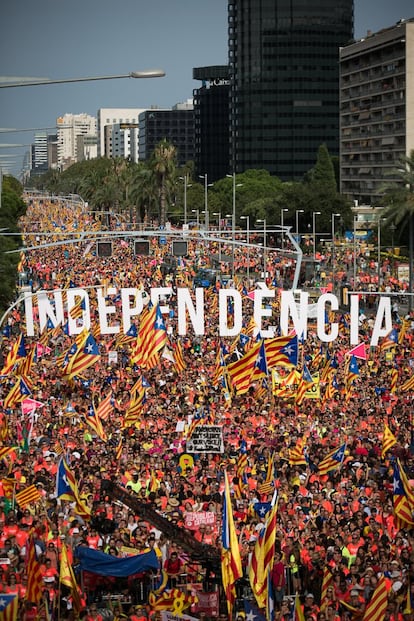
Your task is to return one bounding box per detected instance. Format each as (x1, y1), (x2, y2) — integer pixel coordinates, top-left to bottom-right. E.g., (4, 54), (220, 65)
(138, 102), (195, 167)
(228, 0), (354, 180)
(193, 66), (230, 182)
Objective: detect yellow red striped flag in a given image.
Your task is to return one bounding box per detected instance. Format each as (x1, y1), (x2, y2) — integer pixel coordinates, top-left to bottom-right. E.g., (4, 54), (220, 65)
(15, 484), (42, 508)
(362, 575), (388, 621)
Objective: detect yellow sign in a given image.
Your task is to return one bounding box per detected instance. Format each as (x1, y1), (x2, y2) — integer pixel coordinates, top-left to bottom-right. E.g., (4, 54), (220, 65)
(304, 372), (320, 399)
(272, 369), (300, 397)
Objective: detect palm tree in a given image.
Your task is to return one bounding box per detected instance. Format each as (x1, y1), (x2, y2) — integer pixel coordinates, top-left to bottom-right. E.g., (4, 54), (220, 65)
(382, 151), (414, 310)
(79, 168), (107, 210)
(151, 139), (176, 226)
(129, 164), (158, 225)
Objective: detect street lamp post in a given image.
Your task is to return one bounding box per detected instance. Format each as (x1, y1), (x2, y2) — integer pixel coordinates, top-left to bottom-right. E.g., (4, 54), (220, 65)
(331, 213), (340, 291)
(390, 223), (396, 277)
(179, 175), (192, 225)
(281, 208), (288, 248)
(256, 219), (267, 281)
(353, 216), (358, 286)
(191, 209), (200, 228)
(225, 213), (235, 278)
(199, 174), (213, 231)
(240, 215), (250, 282)
(227, 173), (243, 277)
(312, 211), (321, 261)
(213, 212), (222, 264)
(296, 209), (304, 237)
(377, 216), (386, 290)
(0, 70), (166, 88)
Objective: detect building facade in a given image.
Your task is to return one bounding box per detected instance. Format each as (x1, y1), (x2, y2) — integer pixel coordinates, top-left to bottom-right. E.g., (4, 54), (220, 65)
(228, 0), (354, 180)
(97, 108), (146, 159)
(193, 66), (230, 182)
(56, 113), (97, 170)
(110, 123), (139, 162)
(31, 132), (48, 174)
(138, 101), (195, 165)
(340, 19), (414, 205)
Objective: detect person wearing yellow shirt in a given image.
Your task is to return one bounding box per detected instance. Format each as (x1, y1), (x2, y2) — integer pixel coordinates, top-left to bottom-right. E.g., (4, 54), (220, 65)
(126, 473), (142, 494)
(143, 534), (162, 562)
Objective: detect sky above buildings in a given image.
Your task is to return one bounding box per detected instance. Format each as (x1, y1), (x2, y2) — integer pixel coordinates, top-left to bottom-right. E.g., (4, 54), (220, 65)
(0, 0), (413, 176)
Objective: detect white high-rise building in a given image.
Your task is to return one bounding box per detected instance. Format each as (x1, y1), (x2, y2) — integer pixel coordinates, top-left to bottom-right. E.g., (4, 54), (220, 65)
(56, 113), (97, 170)
(340, 18), (414, 205)
(32, 132), (48, 172)
(97, 108), (147, 160)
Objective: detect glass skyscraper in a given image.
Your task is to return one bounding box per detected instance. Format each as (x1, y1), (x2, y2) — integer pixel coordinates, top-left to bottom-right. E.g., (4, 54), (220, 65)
(229, 0), (354, 180)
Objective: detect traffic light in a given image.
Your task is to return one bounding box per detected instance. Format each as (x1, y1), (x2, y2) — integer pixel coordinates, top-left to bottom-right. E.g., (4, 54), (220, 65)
(172, 241), (188, 257)
(134, 240), (150, 256)
(97, 241), (112, 257)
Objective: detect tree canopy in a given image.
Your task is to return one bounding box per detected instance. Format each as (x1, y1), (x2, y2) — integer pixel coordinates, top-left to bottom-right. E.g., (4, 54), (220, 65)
(0, 176), (25, 315)
(30, 141), (353, 236)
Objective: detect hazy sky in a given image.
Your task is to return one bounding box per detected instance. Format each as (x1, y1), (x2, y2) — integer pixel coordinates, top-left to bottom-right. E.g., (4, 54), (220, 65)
(1, 0), (413, 176)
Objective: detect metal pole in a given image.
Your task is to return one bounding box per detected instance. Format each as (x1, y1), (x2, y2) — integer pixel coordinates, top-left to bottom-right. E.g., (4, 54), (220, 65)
(218, 212), (221, 264)
(214, 212), (222, 264)
(183, 175), (187, 225)
(313, 213), (316, 261)
(232, 173), (236, 279)
(295, 209), (303, 237)
(378, 218), (381, 290)
(312, 211), (320, 262)
(353, 217), (357, 286)
(281, 209), (288, 248)
(241, 215), (250, 283)
(391, 224), (395, 278)
(331, 213), (340, 293)
(247, 216), (250, 283)
(0, 69), (166, 88)
(410, 214), (413, 312)
(204, 174), (208, 231)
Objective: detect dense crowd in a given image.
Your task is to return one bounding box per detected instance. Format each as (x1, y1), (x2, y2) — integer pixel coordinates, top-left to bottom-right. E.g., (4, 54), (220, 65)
(1, 196), (414, 621)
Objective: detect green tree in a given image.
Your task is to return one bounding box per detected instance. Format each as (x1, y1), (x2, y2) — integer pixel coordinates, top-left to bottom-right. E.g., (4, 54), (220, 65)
(305, 144), (337, 191)
(0, 177), (25, 315)
(381, 150), (414, 307)
(151, 140), (177, 226)
(129, 164), (158, 224)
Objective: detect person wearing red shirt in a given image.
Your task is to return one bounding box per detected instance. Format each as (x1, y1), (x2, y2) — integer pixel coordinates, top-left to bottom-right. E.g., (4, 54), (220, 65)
(270, 551), (286, 609)
(3, 516), (19, 538)
(85, 605), (104, 621)
(40, 558), (59, 582)
(163, 551), (182, 587)
(20, 509), (33, 527)
(86, 528), (102, 549)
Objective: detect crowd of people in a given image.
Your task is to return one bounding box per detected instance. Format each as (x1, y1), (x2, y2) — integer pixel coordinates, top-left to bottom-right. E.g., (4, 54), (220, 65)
(1, 195), (414, 621)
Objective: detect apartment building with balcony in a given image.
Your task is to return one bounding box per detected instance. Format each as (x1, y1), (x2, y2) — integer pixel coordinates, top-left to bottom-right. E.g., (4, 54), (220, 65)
(340, 18), (414, 205)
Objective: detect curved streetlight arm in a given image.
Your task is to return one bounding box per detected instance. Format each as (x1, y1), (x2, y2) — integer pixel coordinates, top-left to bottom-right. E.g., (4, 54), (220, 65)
(0, 70), (166, 88)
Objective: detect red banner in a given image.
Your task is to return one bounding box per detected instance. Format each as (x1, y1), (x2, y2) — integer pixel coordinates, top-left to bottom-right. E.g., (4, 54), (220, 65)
(184, 511), (216, 530)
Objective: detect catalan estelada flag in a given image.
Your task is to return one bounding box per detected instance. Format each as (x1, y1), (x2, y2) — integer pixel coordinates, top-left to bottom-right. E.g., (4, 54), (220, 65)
(317, 443), (346, 476)
(393, 459), (414, 530)
(381, 424), (397, 459)
(63, 331), (100, 380)
(0, 593), (18, 621)
(26, 536), (43, 605)
(221, 471), (242, 616)
(249, 499), (278, 609)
